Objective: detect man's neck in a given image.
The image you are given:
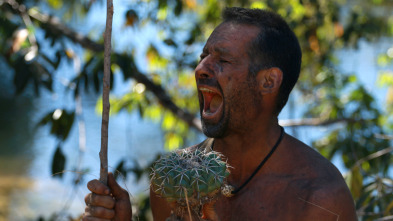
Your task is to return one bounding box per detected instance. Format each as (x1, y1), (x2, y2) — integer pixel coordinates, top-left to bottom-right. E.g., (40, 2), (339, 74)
(212, 120), (283, 186)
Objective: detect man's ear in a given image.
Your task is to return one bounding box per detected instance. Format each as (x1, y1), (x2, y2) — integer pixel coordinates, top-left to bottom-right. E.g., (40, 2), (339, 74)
(256, 67), (283, 95)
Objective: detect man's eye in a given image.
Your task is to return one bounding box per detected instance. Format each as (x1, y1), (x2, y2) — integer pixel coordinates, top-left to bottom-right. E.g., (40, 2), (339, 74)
(199, 54), (207, 63)
(219, 59), (229, 63)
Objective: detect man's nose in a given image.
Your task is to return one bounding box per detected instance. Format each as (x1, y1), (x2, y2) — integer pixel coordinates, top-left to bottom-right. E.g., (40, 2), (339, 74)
(195, 55), (214, 80)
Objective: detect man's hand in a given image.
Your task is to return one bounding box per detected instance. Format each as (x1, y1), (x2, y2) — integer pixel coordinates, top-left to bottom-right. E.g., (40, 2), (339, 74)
(83, 172), (132, 221)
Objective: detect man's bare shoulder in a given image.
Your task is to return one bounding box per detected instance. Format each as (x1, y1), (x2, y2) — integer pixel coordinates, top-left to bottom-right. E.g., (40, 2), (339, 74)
(281, 134), (357, 220)
(281, 133), (344, 178)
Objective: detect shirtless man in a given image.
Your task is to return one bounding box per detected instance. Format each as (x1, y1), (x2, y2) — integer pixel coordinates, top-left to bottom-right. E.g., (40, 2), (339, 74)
(83, 7), (357, 221)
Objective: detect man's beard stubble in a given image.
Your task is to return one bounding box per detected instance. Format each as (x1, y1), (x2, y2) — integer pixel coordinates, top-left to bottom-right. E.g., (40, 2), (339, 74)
(201, 104), (229, 138)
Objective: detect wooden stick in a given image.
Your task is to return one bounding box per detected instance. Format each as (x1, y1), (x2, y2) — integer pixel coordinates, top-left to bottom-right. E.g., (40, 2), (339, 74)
(183, 187), (193, 221)
(99, 0), (113, 185)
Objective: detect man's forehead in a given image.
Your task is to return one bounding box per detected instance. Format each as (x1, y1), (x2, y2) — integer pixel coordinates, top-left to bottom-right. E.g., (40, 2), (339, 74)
(203, 22), (259, 53)
(207, 23), (237, 42)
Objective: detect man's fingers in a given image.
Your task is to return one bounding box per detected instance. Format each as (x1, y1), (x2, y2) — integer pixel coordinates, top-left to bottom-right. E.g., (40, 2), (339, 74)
(84, 174), (132, 221)
(107, 172), (129, 200)
(85, 205), (115, 219)
(87, 179), (110, 195)
(106, 173), (133, 221)
(85, 193), (115, 209)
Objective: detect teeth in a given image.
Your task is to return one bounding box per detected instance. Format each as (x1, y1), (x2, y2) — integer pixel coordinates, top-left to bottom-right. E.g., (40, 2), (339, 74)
(199, 88), (215, 93)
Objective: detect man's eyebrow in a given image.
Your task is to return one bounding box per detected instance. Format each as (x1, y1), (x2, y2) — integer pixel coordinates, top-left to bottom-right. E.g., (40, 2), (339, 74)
(201, 46), (230, 54)
(200, 46), (232, 57)
(213, 47), (230, 54)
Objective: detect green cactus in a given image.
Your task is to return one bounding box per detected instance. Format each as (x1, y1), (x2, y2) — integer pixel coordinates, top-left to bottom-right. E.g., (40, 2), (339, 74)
(150, 148), (230, 212)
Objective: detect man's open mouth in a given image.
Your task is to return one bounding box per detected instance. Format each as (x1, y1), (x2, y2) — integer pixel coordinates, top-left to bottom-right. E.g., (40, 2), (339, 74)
(199, 87), (223, 120)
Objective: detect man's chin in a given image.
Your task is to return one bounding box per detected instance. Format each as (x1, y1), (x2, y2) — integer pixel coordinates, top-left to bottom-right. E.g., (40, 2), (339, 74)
(201, 121), (227, 138)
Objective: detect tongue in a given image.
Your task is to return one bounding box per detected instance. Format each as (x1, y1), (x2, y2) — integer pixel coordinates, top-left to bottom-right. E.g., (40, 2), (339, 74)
(209, 94), (222, 113)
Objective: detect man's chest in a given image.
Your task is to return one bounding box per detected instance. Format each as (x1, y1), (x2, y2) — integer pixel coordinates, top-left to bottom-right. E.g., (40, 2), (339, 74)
(214, 189), (297, 220)
(213, 177), (312, 220)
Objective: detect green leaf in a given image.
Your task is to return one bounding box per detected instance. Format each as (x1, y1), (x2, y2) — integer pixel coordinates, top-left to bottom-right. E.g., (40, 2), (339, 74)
(48, 0), (63, 9)
(157, 7), (168, 20)
(349, 167), (363, 199)
(385, 199), (393, 215)
(377, 54), (390, 66)
(114, 160), (127, 180)
(38, 109), (75, 141)
(51, 145), (66, 178)
(124, 9), (138, 27)
(162, 113), (176, 130)
(377, 71), (393, 87)
(13, 57), (31, 94)
(174, 0), (183, 16)
(165, 133), (182, 151)
(348, 75), (357, 83)
(158, 0), (168, 9)
(251, 2), (268, 9)
(163, 39), (177, 47)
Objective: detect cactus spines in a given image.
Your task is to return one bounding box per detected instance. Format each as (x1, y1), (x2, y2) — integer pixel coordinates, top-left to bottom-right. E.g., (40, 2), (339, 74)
(150, 148), (230, 212)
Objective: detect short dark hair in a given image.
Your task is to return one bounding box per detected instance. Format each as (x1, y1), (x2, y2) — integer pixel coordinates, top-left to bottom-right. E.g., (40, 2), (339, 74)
(222, 7), (302, 114)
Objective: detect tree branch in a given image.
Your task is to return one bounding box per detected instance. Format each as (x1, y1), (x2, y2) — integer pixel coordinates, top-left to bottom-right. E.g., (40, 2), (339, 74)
(3, 0), (104, 52)
(31, 12), (105, 52)
(99, 0), (113, 185)
(350, 146), (393, 172)
(279, 118), (359, 127)
(374, 133), (393, 140)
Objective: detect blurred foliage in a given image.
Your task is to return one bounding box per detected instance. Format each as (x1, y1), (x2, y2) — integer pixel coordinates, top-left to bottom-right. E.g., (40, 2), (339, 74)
(1, 0), (393, 220)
